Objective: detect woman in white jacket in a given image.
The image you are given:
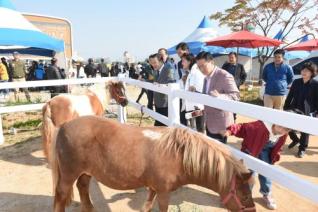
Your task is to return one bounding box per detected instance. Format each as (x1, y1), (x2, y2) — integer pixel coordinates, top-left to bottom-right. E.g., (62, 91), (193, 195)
(181, 54), (205, 132)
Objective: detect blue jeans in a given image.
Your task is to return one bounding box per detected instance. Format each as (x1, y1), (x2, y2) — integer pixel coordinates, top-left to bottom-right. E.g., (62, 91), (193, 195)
(250, 142), (274, 196)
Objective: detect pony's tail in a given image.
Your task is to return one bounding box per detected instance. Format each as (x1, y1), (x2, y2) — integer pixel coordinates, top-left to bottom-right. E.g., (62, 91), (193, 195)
(51, 128), (74, 206)
(42, 103), (55, 163)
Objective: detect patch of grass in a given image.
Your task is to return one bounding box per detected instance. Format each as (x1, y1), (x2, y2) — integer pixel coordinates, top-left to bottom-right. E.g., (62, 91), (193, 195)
(128, 116), (154, 126)
(12, 119), (42, 129)
(34, 96), (43, 103)
(240, 86), (264, 106)
(4, 100), (33, 106)
(127, 113), (147, 119)
(25, 111), (41, 116)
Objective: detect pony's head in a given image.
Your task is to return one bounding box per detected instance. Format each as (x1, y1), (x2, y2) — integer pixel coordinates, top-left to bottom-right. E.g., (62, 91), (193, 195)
(108, 81), (128, 107)
(220, 169), (255, 212)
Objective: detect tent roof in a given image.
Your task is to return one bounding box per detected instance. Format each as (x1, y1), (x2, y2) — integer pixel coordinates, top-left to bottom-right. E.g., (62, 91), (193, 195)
(182, 16), (217, 43)
(167, 16), (255, 57)
(0, 0), (64, 55)
(197, 16), (213, 28)
(168, 16), (219, 55)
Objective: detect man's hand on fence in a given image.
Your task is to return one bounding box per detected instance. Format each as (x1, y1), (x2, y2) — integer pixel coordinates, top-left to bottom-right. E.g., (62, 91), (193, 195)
(210, 90), (219, 97)
(220, 130), (230, 137)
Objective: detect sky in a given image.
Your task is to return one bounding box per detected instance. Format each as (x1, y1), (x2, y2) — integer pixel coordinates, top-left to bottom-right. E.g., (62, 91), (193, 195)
(12, 0), (234, 61)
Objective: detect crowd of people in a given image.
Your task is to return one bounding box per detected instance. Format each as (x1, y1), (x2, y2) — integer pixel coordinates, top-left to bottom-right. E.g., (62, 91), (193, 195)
(0, 52), (68, 100)
(0, 52), (141, 100)
(132, 43), (318, 210)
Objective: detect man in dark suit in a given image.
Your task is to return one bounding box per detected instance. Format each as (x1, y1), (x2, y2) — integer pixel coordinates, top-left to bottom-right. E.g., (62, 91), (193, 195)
(222, 52), (247, 122)
(158, 48), (177, 82)
(149, 53), (175, 126)
(222, 52), (247, 89)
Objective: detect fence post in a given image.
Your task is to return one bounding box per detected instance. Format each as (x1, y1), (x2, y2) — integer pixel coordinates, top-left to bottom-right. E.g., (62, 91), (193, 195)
(0, 115), (4, 145)
(117, 75), (127, 123)
(168, 83), (180, 126)
(117, 105), (127, 123)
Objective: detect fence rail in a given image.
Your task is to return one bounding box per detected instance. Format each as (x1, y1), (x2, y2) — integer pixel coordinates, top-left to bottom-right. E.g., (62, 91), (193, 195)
(0, 77), (317, 204)
(0, 77), (117, 90)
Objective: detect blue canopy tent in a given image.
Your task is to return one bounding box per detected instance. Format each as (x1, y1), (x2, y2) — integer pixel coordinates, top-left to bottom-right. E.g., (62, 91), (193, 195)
(167, 16), (255, 57)
(0, 0), (64, 57)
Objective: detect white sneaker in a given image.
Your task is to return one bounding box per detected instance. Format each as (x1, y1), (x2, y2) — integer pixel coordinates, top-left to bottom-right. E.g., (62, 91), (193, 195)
(263, 195), (277, 210)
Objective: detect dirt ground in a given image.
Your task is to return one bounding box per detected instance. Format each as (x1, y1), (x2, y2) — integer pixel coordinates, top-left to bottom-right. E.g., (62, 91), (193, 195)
(0, 86), (317, 212)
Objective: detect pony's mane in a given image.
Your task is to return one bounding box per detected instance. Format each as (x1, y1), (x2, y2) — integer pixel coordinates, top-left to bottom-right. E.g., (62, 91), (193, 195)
(156, 128), (248, 191)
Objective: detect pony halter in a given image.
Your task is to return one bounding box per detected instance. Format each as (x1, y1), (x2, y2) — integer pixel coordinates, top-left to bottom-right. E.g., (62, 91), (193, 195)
(221, 176), (256, 212)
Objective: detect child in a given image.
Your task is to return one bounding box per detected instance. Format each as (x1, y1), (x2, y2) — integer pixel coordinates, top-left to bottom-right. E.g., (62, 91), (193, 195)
(224, 120), (290, 210)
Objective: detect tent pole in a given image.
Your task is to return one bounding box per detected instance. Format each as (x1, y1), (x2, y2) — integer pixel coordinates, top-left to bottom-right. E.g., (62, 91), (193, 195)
(250, 49), (253, 83)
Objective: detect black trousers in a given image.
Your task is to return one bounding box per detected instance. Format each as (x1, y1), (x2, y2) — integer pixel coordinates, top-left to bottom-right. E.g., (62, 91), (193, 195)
(50, 86), (63, 98)
(185, 110), (205, 133)
(136, 88), (147, 103)
(289, 131), (309, 152)
(154, 107), (168, 126)
(180, 110), (187, 126)
(193, 115), (205, 133)
(206, 129), (228, 144)
(101, 73), (109, 77)
(147, 90), (154, 110)
(180, 99), (187, 126)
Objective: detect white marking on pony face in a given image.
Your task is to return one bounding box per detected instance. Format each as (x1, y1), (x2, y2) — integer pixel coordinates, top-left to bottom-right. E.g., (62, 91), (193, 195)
(142, 130), (162, 140)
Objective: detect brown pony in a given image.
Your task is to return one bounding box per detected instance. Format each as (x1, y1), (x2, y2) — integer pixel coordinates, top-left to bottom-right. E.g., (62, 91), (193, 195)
(41, 81), (128, 162)
(52, 116), (255, 212)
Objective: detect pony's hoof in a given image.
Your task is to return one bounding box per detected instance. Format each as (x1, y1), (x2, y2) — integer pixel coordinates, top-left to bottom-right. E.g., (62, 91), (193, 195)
(142, 204), (153, 212)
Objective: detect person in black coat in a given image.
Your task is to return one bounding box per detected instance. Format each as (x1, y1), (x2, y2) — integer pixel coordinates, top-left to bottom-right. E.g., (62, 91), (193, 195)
(84, 58), (97, 78)
(97, 58), (109, 77)
(310, 78), (318, 116)
(136, 63), (156, 109)
(46, 58), (62, 98)
(284, 61), (318, 158)
(222, 52), (247, 122)
(222, 52), (247, 89)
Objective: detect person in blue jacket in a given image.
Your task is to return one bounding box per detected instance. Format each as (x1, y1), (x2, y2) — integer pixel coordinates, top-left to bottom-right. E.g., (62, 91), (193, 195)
(262, 49), (294, 110)
(35, 63), (45, 81)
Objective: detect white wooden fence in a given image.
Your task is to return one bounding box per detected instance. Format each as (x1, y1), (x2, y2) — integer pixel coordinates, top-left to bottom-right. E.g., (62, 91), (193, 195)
(0, 76), (318, 204)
